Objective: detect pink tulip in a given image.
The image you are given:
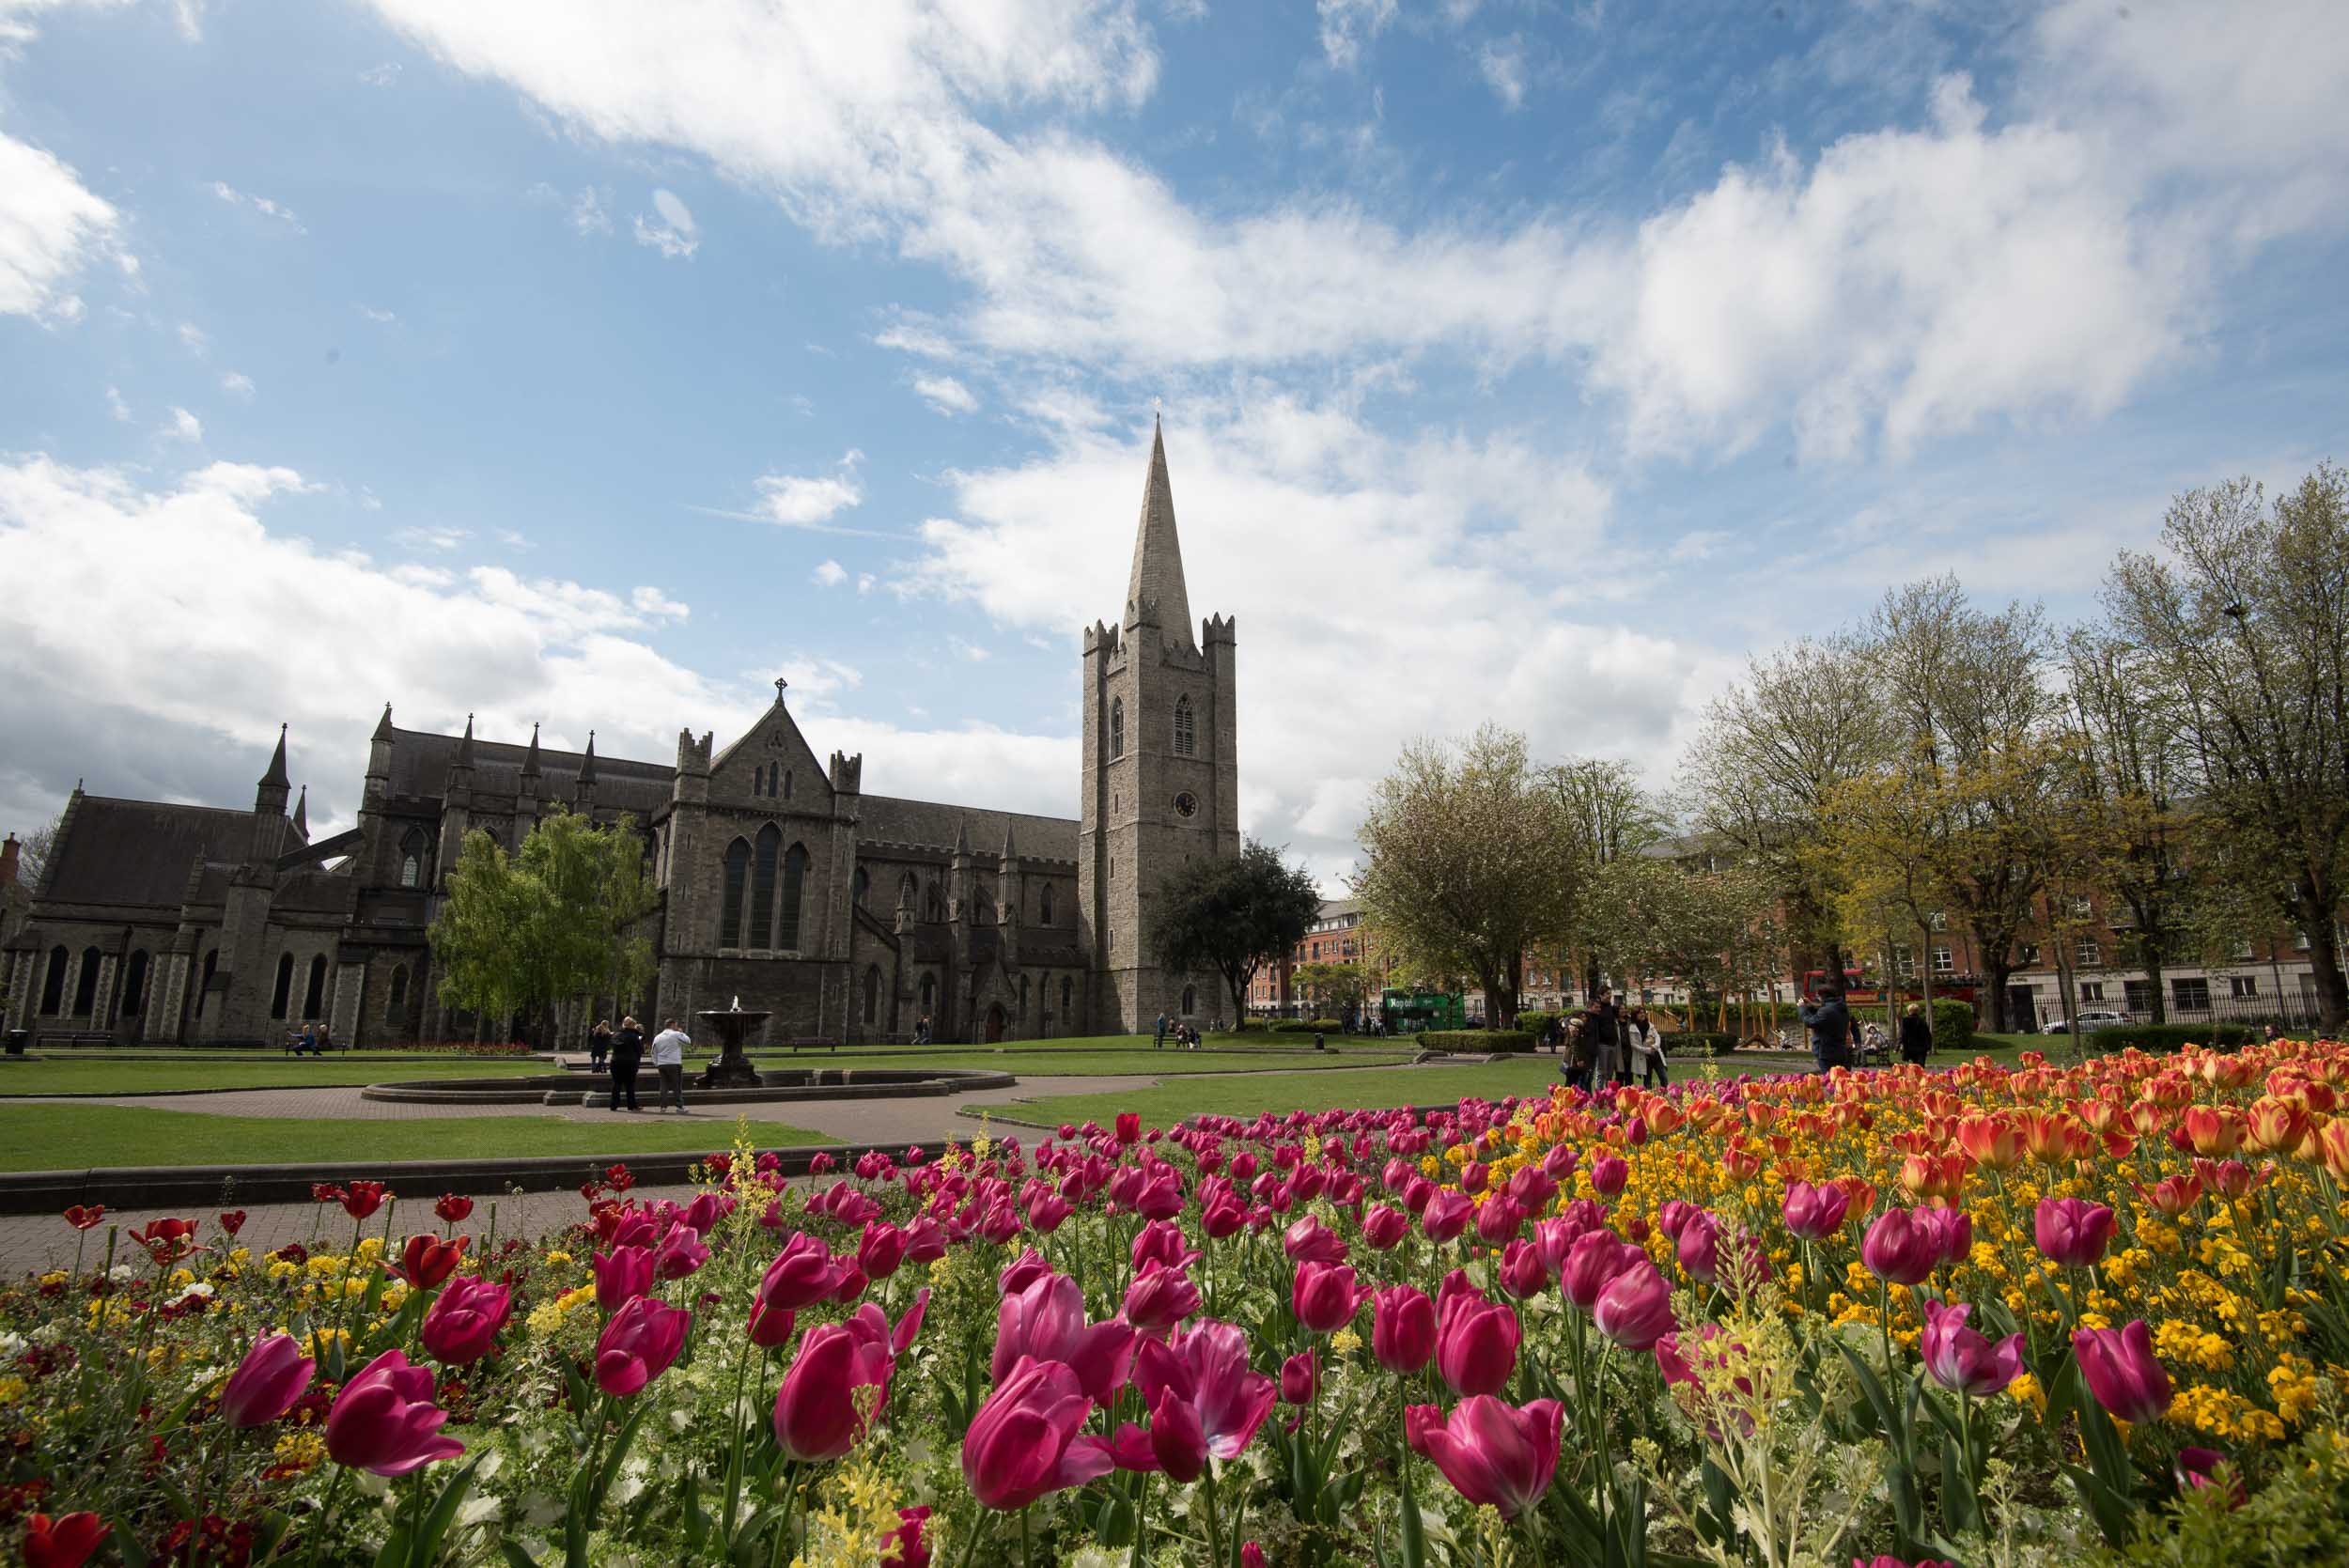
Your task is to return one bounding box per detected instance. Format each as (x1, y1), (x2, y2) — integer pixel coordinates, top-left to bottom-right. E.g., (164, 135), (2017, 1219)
(1283, 1215), (1348, 1265)
(1421, 1189), (1473, 1243)
(1497, 1238), (1550, 1300)
(1406, 1395), (1563, 1519)
(1281, 1350), (1318, 1405)
(2175, 1446), (2247, 1508)
(1290, 1261), (1362, 1333)
(220, 1332), (314, 1428)
(324, 1350), (464, 1477)
(2033, 1197), (2116, 1268)
(998, 1247), (1051, 1297)
(1860, 1208), (1938, 1286)
(1589, 1153), (1628, 1197)
(1561, 1230), (1635, 1312)
(1781, 1180), (1849, 1241)
(1123, 1264), (1203, 1333)
(1657, 1199), (1697, 1238)
(592, 1245), (653, 1312)
(1676, 1210), (1727, 1282)
(594, 1296), (691, 1398)
(1361, 1203), (1409, 1250)
(1916, 1206), (1972, 1267)
(994, 1273), (1137, 1406)
(758, 1234), (849, 1312)
(652, 1222), (710, 1281)
(2072, 1320), (2171, 1424)
(1919, 1300), (2023, 1398)
(1372, 1285), (1437, 1374)
(1592, 1258), (1674, 1350)
(772, 1294), (926, 1461)
(858, 1221), (910, 1281)
(1436, 1285), (1521, 1396)
(419, 1276), (510, 1367)
(1134, 1319), (1277, 1475)
(1024, 1189), (1073, 1234)
(962, 1356), (1118, 1510)
(747, 1300), (796, 1349)
(1474, 1193), (1526, 1246)
(1505, 1164), (1557, 1212)
(1131, 1219), (1197, 1274)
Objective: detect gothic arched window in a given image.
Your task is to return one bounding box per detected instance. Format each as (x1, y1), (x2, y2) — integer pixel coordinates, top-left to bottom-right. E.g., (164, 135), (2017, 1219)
(1174, 694), (1195, 756)
(1109, 697), (1124, 760)
(853, 866), (870, 908)
(122, 949), (149, 1017)
(864, 965), (880, 1026)
(749, 825), (780, 948)
(1060, 975), (1072, 1019)
(720, 838), (750, 947)
(1019, 974), (1030, 1014)
(777, 844), (809, 949)
(271, 952), (295, 1019)
(303, 954), (328, 1019)
(925, 881), (944, 923)
(195, 950), (217, 1019)
(919, 972), (936, 1015)
(783, 770), (793, 801)
(399, 828), (428, 889)
(72, 946), (101, 1015)
(1039, 883), (1054, 925)
(385, 964), (409, 1024)
(39, 945), (67, 1015)
(1180, 984), (1196, 1017)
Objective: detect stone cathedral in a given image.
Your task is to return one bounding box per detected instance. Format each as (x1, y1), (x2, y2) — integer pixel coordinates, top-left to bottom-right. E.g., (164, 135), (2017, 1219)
(0, 426), (1237, 1048)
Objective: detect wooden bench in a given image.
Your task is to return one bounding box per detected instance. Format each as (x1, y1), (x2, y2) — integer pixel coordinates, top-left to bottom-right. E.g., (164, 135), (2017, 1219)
(36, 1030), (115, 1048)
(786, 1036), (841, 1053)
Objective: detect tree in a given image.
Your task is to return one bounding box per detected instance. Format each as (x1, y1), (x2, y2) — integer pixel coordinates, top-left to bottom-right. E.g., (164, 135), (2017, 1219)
(1602, 852), (1782, 1027)
(428, 808), (659, 1046)
(1547, 758), (1670, 1000)
(1, 814), (58, 939)
(1351, 725), (1579, 1028)
(1154, 838), (1325, 1026)
(1292, 961), (1368, 1019)
(2106, 464), (2349, 1028)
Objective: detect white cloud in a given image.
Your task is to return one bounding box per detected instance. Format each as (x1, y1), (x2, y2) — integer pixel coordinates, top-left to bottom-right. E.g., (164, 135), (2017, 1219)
(632, 187), (698, 257)
(0, 130), (117, 321)
(812, 558), (848, 587)
(356, 304), (397, 324)
(753, 450), (863, 527)
(210, 180), (305, 234)
(1475, 38), (1527, 111)
(360, 60), (401, 86)
(912, 373), (979, 415)
(219, 369), (255, 398)
(1316, 0), (1395, 70)
(103, 384), (130, 421)
(629, 584), (690, 620)
(948, 636), (991, 663)
(169, 0), (202, 41)
(394, 524), (467, 551)
(572, 184), (612, 235)
(855, 571), (874, 595)
(163, 406), (202, 442)
(177, 320), (208, 356)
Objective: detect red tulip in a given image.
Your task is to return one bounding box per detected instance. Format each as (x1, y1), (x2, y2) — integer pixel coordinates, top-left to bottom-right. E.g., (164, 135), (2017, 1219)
(961, 1356), (1118, 1510)
(325, 1350), (464, 1476)
(128, 1218), (201, 1265)
(220, 1332), (315, 1428)
(1593, 1258), (1674, 1350)
(1406, 1395), (1563, 1518)
(2072, 1320), (2171, 1423)
(421, 1276), (511, 1366)
(1781, 1180), (1848, 1241)
(1373, 1285), (1436, 1374)
(1436, 1284), (1521, 1396)
(61, 1205), (104, 1231)
(216, 1209), (247, 1237)
(1281, 1350), (1318, 1405)
(994, 1272), (1137, 1405)
(1421, 1189), (1473, 1243)
(756, 1234), (849, 1312)
(595, 1296), (691, 1398)
(1282, 1215), (1348, 1265)
(2033, 1197), (2115, 1268)
(1589, 1153), (1628, 1196)
(1290, 1261), (1362, 1333)
(1115, 1112), (1143, 1145)
(433, 1193), (474, 1226)
(338, 1181), (389, 1221)
(20, 1513), (107, 1568)
(1920, 1301), (2022, 1397)
(394, 1233), (469, 1291)
(773, 1295), (925, 1461)
(1123, 1264), (1203, 1333)
(1860, 1208), (1938, 1286)
(1135, 1318), (1276, 1471)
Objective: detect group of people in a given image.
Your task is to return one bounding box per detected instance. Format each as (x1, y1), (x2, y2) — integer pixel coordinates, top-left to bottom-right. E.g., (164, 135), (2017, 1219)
(587, 1016), (693, 1111)
(1797, 990), (1935, 1073)
(1549, 990), (1670, 1091)
(1154, 1014), (1206, 1049)
(285, 1022), (334, 1056)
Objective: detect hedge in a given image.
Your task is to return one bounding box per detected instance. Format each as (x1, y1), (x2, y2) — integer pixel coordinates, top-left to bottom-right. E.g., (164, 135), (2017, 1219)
(2084, 1022), (2260, 1054)
(1270, 1018), (1344, 1034)
(1668, 1031), (1743, 1057)
(1514, 1009), (1563, 1042)
(1930, 999), (1975, 1056)
(1418, 1030), (1534, 1055)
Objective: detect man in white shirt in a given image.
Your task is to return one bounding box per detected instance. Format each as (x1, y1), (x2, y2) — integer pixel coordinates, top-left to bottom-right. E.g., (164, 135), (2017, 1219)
(650, 1018), (692, 1112)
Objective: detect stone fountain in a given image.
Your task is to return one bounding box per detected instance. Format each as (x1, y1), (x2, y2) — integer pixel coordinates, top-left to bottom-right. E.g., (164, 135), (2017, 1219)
(695, 997), (770, 1089)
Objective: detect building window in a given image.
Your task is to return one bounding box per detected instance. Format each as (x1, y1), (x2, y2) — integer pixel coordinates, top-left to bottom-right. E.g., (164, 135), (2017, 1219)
(2123, 978), (2154, 1013)
(1928, 911), (1947, 932)
(1039, 884), (1054, 925)
(1180, 984), (1195, 1017)
(1893, 945), (1914, 978)
(1173, 695), (1195, 756)
(2231, 938), (2255, 960)
(2070, 896), (2093, 921)
(71, 947), (102, 1014)
(2075, 938), (2100, 968)
(1109, 698), (1124, 760)
(399, 829), (428, 889)
(749, 825), (780, 948)
(2230, 974), (2259, 999)
(919, 973), (935, 1014)
(1931, 945), (1953, 975)
(303, 954), (328, 1019)
(2171, 976), (2213, 1012)
(925, 881), (944, 923)
(121, 950), (149, 1017)
(271, 952), (295, 1019)
(2079, 981), (2105, 1002)
(778, 844), (808, 949)
(385, 964), (409, 1024)
(720, 838), (750, 947)
(864, 965), (880, 1026)
(1061, 975), (1072, 1018)
(39, 945), (68, 1015)
(2020, 943), (2040, 966)
(784, 770), (793, 801)
(853, 866), (869, 908)
(195, 950), (216, 1019)
(1020, 974), (1030, 1014)
(2295, 928), (2312, 951)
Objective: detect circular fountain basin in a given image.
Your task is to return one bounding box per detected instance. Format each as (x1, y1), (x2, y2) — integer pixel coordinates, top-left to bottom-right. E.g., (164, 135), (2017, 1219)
(360, 1066), (1016, 1107)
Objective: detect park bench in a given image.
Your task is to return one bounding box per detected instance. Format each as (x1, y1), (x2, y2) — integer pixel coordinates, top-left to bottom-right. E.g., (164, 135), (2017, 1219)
(36, 1030), (115, 1048)
(786, 1035), (841, 1053)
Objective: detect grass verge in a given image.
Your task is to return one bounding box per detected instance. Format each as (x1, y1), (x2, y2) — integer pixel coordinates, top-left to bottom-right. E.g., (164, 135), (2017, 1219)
(0, 1058), (553, 1097)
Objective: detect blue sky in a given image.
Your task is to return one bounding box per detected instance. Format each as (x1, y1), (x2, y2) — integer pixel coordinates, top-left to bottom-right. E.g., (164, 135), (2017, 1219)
(2, 0), (2345, 884)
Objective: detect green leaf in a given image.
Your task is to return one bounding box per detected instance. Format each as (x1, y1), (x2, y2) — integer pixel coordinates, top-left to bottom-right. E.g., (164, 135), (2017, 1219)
(109, 1523), (151, 1568)
(413, 1452), (486, 1565)
(499, 1541), (541, 1568)
(594, 1402), (651, 1514)
(372, 1520), (414, 1568)
(1400, 1475), (1427, 1568)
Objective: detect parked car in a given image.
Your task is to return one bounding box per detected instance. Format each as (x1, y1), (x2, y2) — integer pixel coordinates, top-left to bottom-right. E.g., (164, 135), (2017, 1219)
(2043, 1009), (2126, 1033)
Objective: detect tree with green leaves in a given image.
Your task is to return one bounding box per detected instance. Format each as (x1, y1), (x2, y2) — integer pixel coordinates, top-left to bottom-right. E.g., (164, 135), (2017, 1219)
(1292, 960), (1369, 1019)
(1547, 757), (1670, 999)
(428, 808), (660, 1047)
(2105, 463), (2349, 1028)
(1352, 725), (1580, 1029)
(1153, 838), (1325, 1026)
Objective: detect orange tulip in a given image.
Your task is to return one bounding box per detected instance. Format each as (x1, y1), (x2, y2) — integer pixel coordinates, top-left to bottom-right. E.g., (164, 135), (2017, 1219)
(2075, 1098), (2120, 1134)
(2127, 1101), (2169, 1138)
(1723, 1145), (1763, 1182)
(2181, 1106), (2244, 1157)
(2099, 1132), (2139, 1160)
(2246, 1096), (2310, 1154)
(2318, 1119), (2349, 1186)
(2136, 1174), (2201, 1217)
(1955, 1114), (2026, 1172)
(1831, 1175), (1878, 1215)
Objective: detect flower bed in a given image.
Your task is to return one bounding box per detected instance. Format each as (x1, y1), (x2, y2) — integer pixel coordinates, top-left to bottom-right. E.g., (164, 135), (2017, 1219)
(6, 1043), (2349, 1565)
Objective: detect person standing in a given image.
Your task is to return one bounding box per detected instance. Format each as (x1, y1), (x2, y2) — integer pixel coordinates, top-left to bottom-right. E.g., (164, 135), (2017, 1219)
(610, 1016), (645, 1111)
(1628, 1006), (1669, 1087)
(588, 1019), (612, 1073)
(1587, 991), (1622, 1086)
(1899, 1002), (1933, 1065)
(1799, 988), (1851, 1075)
(650, 1017), (691, 1112)
(1563, 1015), (1595, 1091)
(1154, 1012), (1168, 1050)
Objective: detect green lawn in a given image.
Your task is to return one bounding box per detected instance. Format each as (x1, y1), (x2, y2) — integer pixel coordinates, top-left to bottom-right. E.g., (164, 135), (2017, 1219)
(0, 1056), (553, 1096)
(0, 1103), (825, 1172)
(795, 1046), (1417, 1077)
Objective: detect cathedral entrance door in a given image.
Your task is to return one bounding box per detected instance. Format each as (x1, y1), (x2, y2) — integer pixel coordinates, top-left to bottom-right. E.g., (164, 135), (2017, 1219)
(986, 1005), (1006, 1044)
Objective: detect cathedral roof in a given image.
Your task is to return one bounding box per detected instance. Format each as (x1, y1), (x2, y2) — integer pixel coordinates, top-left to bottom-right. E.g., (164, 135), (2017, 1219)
(40, 798), (263, 908)
(858, 796), (1077, 862)
(1126, 417), (1193, 647)
(385, 725), (670, 816)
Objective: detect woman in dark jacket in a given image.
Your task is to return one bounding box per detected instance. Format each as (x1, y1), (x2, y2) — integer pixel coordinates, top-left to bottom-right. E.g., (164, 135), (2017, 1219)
(610, 1017), (645, 1111)
(1899, 1003), (1933, 1065)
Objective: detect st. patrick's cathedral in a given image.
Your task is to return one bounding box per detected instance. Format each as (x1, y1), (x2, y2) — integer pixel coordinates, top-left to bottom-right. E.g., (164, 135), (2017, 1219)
(0, 426), (1237, 1047)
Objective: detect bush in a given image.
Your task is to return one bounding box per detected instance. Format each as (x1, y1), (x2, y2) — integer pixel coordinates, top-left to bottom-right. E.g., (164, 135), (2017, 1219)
(1270, 1018), (1344, 1034)
(2085, 1022), (2260, 1054)
(1418, 1030), (1533, 1054)
(1514, 1009), (1563, 1042)
(1930, 998), (1975, 1055)
(1667, 1031), (1743, 1057)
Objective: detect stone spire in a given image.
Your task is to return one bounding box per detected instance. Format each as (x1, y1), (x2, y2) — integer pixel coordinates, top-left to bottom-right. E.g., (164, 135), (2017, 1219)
(452, 714), (475, 769)
(578, 731), (598, 784)
(259, 723), (291, 791)
(255, 723), (292, 823)
(291, 784), (308, 839)
(521, 722), (541, 780)
(1125, 415), (1193, 648)
(372, 703), (395, 742)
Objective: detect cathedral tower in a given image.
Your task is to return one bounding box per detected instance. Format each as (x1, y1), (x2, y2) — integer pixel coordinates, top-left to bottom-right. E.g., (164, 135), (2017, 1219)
(1079, 420), (1238, 1032)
